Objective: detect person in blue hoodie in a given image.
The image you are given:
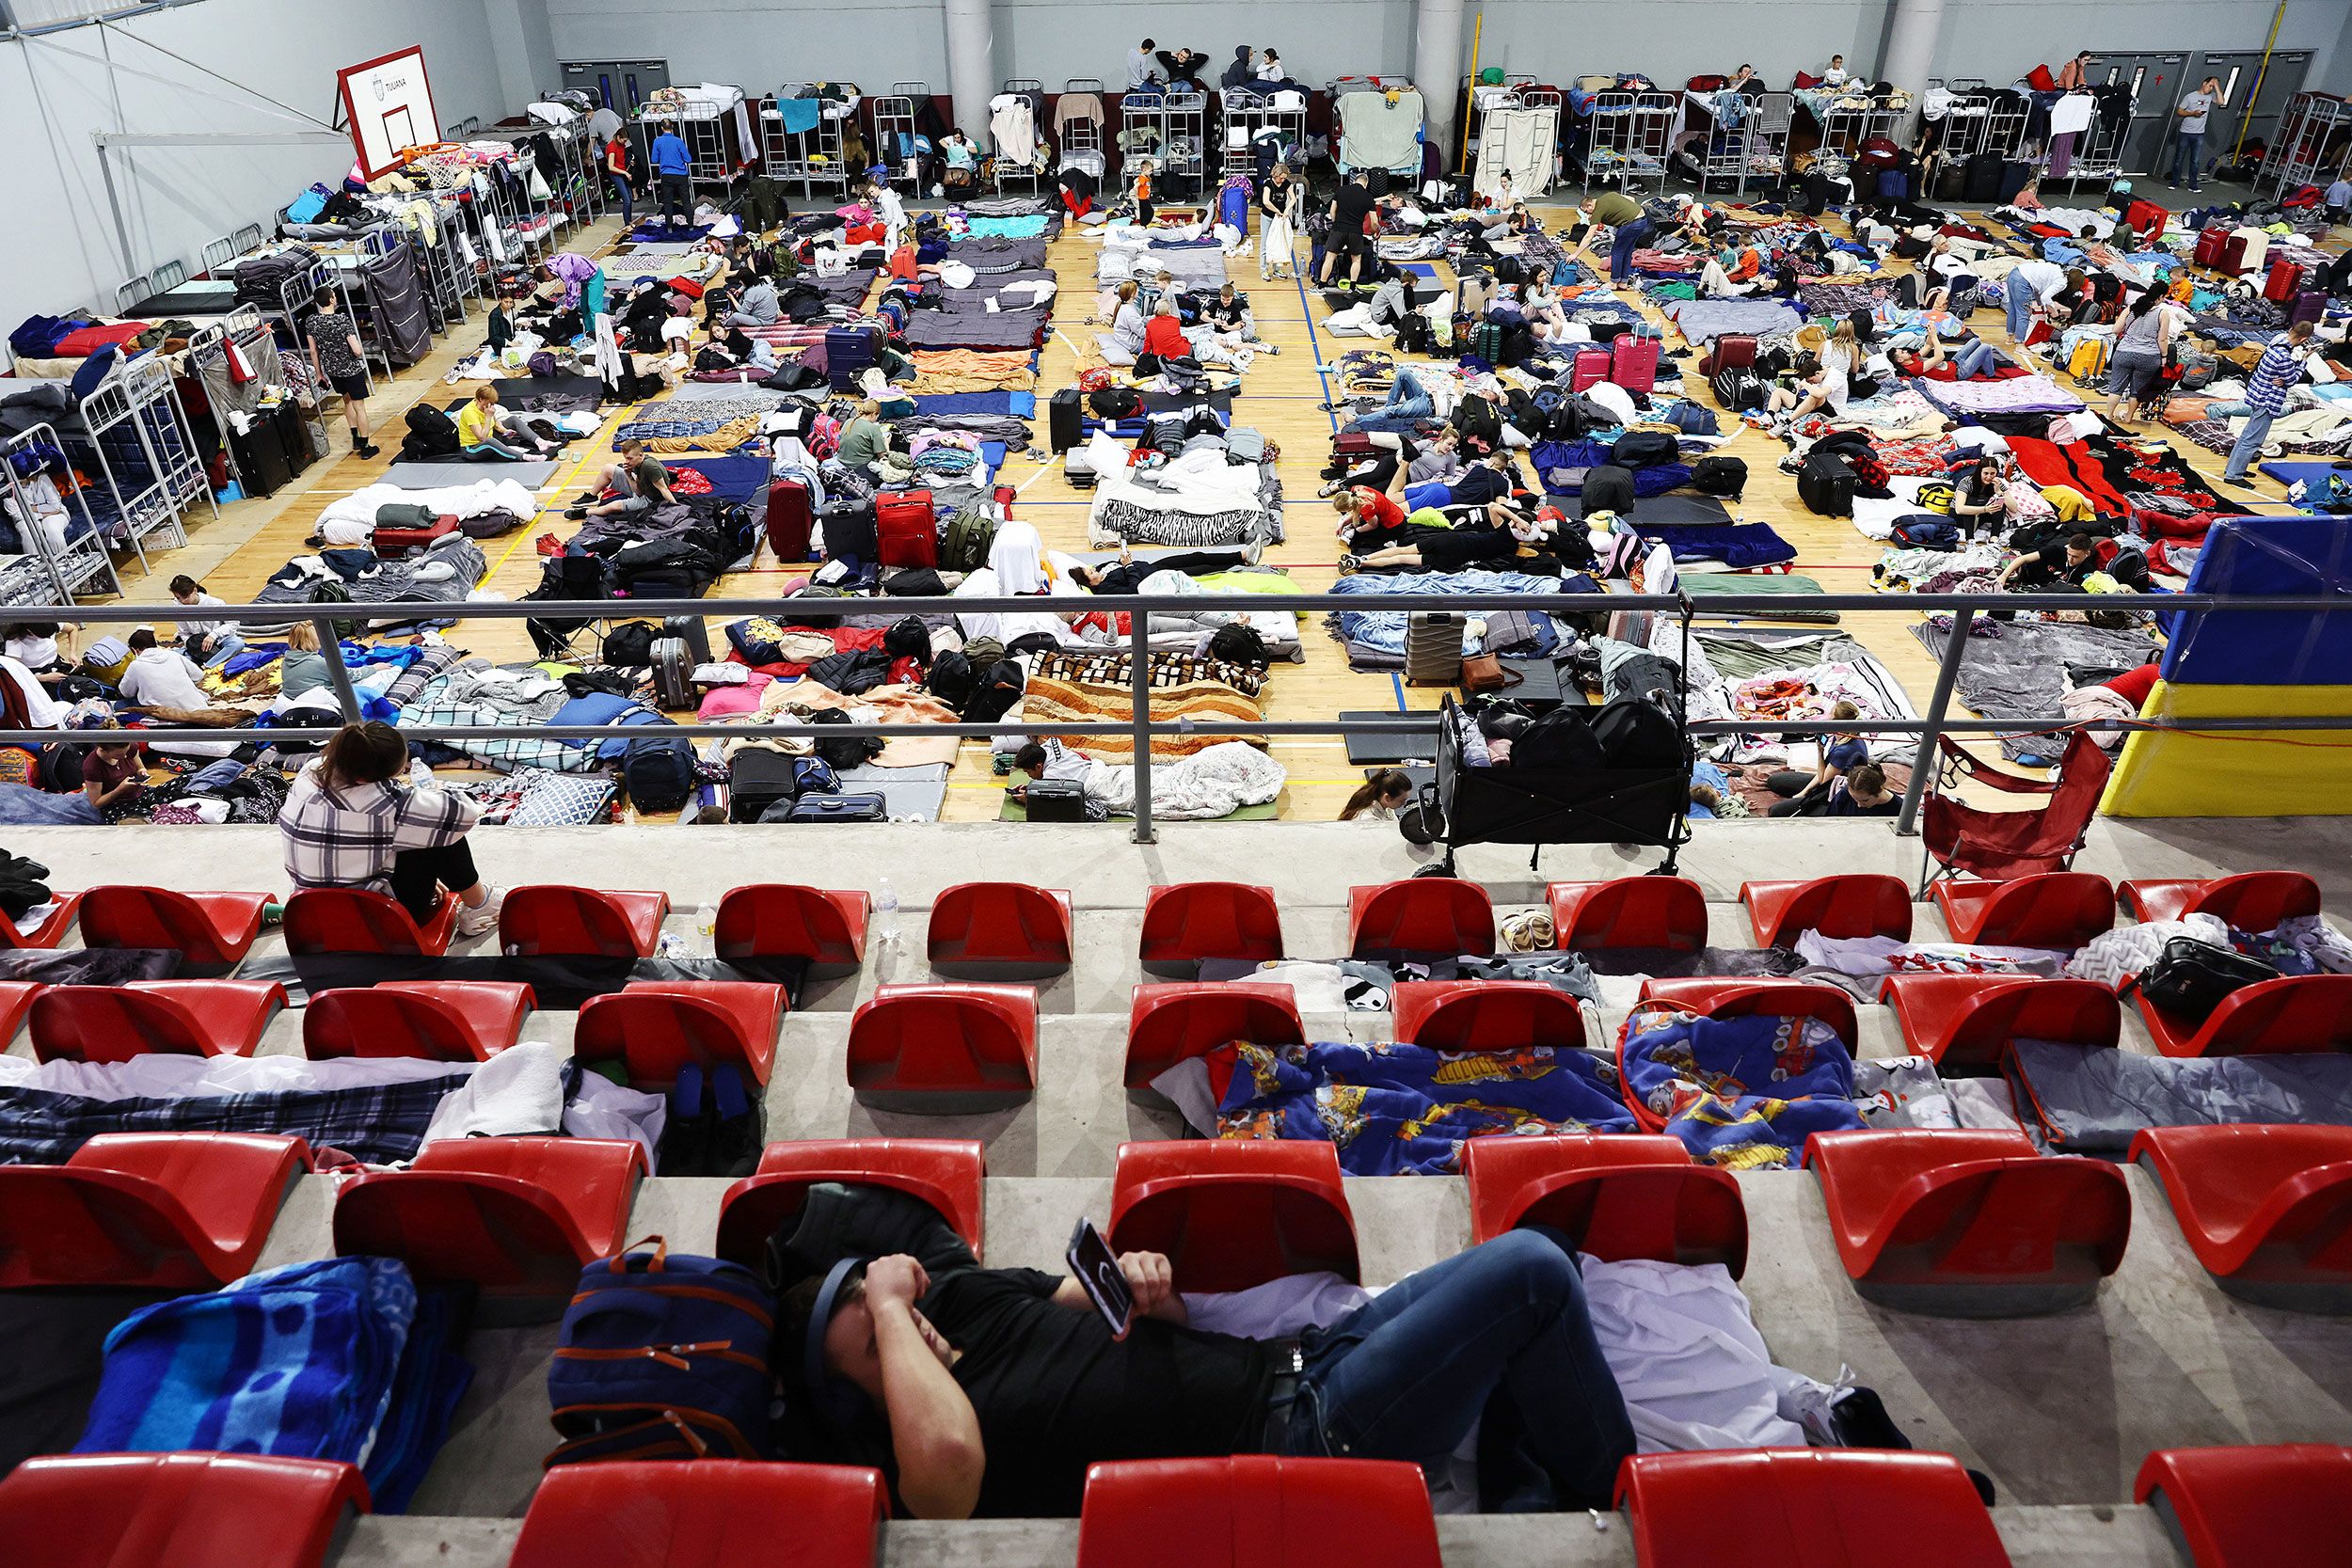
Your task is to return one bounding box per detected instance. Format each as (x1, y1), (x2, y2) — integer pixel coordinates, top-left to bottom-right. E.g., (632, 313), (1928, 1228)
(648, 121), (694, 227)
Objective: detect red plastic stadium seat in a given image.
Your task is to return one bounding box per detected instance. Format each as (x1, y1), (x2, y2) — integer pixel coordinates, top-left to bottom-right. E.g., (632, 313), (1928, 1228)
(1807, 1128), (2131, 1314)
(78, 886), (271, 969)
(0, 980), (41, 1043)
(927, 882), (1073, 974)
(2131, 1125), (2352, 1311)
(2134, 973), (2352, 1058)
(1138, 882), (1285, 974)
(716, 1138), (986, 1266)
(1931, 873), (2114, 948)
(1347, 879), (1496, 957)
(509, 1461), (887, 1568)
(2134, 1444), (2352, 1568)
(282, 886), (460, 956)
(1617, 1449), (2009, 1568)
(1547, 877), (1707, 952)
(302, 982), (536, 1061)
(713, 884), (870, 976)
(499, 885), (672, 958)
(1107, 1139), (1359, 1292)
(0, 1452), (369, 1568)
(1392, 980), (1587, 1051)
(574, 981), (787, 1087)
(333, 1136), (644, 1298)
(29, 980), (288, 1064)
(1461, 1133), (1747, 1273)
(1125, 982), (1305, 1087)
(2119, 871), (2321, 928)
(1078, 1457), (1439, 1568)
(0, 892), (82, 950)
(1740, 876), (1912, 948)
(0, 1132), (312, 1290)
(1878, 974), (2120, 1074)
(1636, 978), (1859, 1048)
(846, 984), (1038, 1106)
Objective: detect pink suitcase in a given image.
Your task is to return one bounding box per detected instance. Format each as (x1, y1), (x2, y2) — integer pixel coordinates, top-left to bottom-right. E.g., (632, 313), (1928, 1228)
(1569, 348), (1613, 391)
(1610, 333), (1661, 395)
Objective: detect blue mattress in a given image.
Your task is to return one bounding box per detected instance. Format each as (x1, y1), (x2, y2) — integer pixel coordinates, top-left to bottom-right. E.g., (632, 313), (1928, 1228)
(2259, 459), (2352, 490)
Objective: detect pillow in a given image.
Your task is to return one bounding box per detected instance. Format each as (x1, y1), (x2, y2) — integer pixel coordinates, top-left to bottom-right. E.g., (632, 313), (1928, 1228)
(70, 344), (119, 403)
(506, 768), (617, 826)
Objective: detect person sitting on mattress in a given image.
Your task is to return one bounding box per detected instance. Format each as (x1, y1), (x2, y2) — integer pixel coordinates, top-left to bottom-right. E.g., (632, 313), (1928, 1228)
(458, 386), (560, 462)
(567, 440), (674, 520)
(1696, 243), (1764, 299)
(1762, 702), (1867, 817)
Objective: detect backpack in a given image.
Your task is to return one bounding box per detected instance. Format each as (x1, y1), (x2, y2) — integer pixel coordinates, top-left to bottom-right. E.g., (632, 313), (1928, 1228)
(1590, 695), (1684, 769)
(402, 404), (460, 458)
(926, 648), (977, 708)
(547, 1243), (778, 1465)
(2131, 938), (2279, 1021)
(1711, 367), (1768, 412)
(1797, 452), (1857, 517)
(1692, 456), (1747, 499)
(1610, 431), (1679, 469)
(1580, 465), (1637, 519)
(962, 659), (1025, 723)
(1208, 623), (1268, 666)
(940, 499), (999, 573)
(791, 756), (839, 796)
(882, 615), (931, 664)
(621, 734), (696, 814)
(1890, 516), (1963, 549)
(601, 622), (660, 667)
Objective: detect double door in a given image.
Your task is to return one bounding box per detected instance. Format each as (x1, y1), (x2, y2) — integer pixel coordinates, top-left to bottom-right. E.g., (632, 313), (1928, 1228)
(561, 59), (673, 115)
(2093, 47), (2312, 177)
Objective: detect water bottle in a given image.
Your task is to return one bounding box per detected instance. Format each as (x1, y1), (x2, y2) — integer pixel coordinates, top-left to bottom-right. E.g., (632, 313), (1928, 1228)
(694, 902), (717, 957)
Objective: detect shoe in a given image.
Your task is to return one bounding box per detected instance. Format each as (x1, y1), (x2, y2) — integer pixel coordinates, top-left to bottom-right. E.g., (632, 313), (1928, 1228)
(1317, 480), (1343, 498)
(454, 888), (504, 940)
(1243, 534), (1264, 566)
(564, 505), (588, 520)
(1263, 342), (1280, 355)
(535, 531), (563, 556)
(355, 441), (380, 459)
(1336, 554), (1362, 576)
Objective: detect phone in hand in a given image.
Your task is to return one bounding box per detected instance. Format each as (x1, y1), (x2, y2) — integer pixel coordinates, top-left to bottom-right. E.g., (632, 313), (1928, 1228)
(1066, 1217), (1136, 1340)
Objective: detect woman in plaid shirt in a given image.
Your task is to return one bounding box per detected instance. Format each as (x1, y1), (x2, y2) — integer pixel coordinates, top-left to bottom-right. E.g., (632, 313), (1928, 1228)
(280, 722), (503, 936)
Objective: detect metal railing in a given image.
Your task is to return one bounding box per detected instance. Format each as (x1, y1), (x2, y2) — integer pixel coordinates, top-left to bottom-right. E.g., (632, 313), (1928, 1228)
(4, 588), (2344, 842)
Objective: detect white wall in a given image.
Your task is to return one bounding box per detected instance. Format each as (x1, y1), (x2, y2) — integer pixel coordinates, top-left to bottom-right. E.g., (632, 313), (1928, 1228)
(3, 0), (507, 325)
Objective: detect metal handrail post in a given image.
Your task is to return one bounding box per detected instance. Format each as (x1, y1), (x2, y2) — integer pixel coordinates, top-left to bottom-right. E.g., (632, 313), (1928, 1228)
(1896, 605), (1976, 836)
(1129, 609), (1154, 844)
(313, 618), (365, 723)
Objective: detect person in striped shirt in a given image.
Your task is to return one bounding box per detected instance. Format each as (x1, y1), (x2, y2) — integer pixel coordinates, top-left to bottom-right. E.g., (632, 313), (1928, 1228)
(2223, 321), (2317, 487)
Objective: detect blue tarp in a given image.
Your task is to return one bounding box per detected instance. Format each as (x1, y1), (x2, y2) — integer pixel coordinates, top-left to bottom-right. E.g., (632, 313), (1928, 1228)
(2159, 516), (2352, 686)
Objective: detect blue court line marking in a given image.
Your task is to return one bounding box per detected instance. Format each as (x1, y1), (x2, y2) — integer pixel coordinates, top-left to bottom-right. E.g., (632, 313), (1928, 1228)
(1293, 261), (1339, 436)
(1391, 672), (1407, 709)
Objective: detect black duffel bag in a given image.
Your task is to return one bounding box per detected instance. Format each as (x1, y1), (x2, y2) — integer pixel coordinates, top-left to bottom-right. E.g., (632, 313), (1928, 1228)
(1610, 430), (1679, 469)
(2130, 938), (2279, 1021)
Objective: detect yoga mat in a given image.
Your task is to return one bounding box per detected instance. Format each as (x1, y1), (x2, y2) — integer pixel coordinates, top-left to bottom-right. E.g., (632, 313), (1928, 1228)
(384, 460), (559, 489)
(1340, 708), (1440, 766)
(1627, 495), (1738, 526)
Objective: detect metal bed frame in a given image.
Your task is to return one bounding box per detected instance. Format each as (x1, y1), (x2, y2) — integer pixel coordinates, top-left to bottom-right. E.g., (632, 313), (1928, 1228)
(184, 306), (286, 495)
(1217, 80), (1307, 175)
(1056, 78), (1107, 184)
(1575, 90), (1676, 193)
(1680, 88), (1755, 190)
(1928, 90), (2028, 199)
(2257, 91), (2352, 199)
(872, 87), (923, 193)
(762, 85), (854, 198)
(2038, 89), (2128, 187)
(1469, 83), (1563, 199)
(0, 423), (119, 602)
(993, 80), (1047, 194)
(69, 356), (208, 576)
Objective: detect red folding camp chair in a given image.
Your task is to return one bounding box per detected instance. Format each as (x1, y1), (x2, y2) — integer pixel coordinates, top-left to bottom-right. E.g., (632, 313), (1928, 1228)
(1918, 731), (2111, 895)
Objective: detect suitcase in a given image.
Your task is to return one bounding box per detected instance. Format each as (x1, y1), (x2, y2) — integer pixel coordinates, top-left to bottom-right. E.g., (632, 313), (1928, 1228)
(824, 325), (877, 390)
(664, 614), (712, 664)
(1701, 333), (1756, 378)
(2292, 290), (2328, 325)
(275, 400), (316, 477)
(1024, 778), (1087, 821)
(765, 478), (814, 561)
(876, 489), (937, 568)
(2122, 198), (2167, 239)
(727, 748), (801, 822)
(1609, 333), (1661, 395)
(2222, 228), (2267, 276)
(651, 637), (694, 710)
(1065, 447), (1099, 488)
(819, 499), (879, 565)
(788, 792), (886, 822)
(1569, 348), (1613, 391)
(1404, 610), (1464, 686)
(1962, 152), (2004, 204)
(1049, 387), (1083, 453)
(2264, 257), (2306, 303)
(2194, 227), (2230, 268)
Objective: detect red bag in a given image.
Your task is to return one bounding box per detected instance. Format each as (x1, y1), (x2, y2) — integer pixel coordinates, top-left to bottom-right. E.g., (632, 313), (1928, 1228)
(2193, 228), (2229, 268)
(765, 479), (814, 562)
(1701, 333), (1756, 377)
(1792, 71), (1822, 89)
(876, 489), (937, 568)
(2026, 63), (2058, 92)
(1569, 348), (1613, 391)
(2264, 258), (2306, 303)
(2122, 199), (2166, 239)
(1610, 333), (1661, 395)
(1686, 74), (1727, 91)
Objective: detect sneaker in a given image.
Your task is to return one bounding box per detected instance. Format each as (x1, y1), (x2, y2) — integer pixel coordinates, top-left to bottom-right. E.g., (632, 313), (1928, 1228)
(1317, 479), (1344, 499)
(355, 441), (380, 459)
(1243, 534), (1265, 566)
(564, 505), (588, 520)
(1263, 342), (1280, 355)
(1336, 553), (1363, 576)
(535, 531), (563, 556)
(454, 888), (504, 940)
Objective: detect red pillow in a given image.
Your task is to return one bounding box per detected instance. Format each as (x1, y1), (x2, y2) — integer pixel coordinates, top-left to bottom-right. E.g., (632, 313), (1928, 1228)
(2026, 64), (2058, 92)
(1792, 72), (1822, 89)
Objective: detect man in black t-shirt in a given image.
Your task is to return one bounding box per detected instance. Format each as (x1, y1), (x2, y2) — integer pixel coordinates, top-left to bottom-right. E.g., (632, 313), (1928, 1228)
(780, 1227), (1633, 1520)
(1997, 531), (2147, 592)
(1320, 172), (1377, 287)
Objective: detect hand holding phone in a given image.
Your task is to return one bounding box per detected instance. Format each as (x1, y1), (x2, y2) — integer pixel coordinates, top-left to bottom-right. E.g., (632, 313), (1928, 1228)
(1066, 1218), (1136, 1339)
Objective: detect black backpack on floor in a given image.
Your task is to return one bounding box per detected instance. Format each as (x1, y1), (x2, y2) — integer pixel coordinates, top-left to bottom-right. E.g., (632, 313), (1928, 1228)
(622, 734), (697, 814)
(1712, 367), (1768, 413)
(1692, 456), (1748, 499)
(1610, 431), (1678, 469)
(1580, 465), (1637, 519)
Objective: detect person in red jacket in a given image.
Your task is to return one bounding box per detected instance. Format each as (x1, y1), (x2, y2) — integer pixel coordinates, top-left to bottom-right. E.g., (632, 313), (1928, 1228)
(1141, 299), (1189, 361)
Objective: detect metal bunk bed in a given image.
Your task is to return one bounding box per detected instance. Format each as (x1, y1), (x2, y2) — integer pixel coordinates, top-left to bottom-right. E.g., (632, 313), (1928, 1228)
(1057, 78), (1107, 184)
(1574, 90), (1674, 192)
(1747, 94), (1796, 189)
(2256, 92), (2352, 199)
(1678, 87), (1754, 191)
(1928, 90), (2026, 199)
(68, 356), (206, 575)
(872, 87), (923, 192)
(1218, 78), (1306, 178)
(1, 424), (119, 603)
(762, 85), (853, 198)
(993, 80), (1047, 195)
(185, 306), (287, 495)
(2034, 88), (2126, 189)
(1469, 81), (1562, 200)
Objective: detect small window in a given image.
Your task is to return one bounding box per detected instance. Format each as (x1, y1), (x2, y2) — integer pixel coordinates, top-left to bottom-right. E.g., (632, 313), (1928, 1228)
(2129, 68), (2146, 100)
(2219, 67), (2242, 104)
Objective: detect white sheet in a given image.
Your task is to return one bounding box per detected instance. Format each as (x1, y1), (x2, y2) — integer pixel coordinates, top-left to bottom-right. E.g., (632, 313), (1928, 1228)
(317, 479), (539, 532)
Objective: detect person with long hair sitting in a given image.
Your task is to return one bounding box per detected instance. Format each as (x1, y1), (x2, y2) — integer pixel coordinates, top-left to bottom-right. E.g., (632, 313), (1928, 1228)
(279, 720), (504, 936)
(1341, 768), (1415, 819)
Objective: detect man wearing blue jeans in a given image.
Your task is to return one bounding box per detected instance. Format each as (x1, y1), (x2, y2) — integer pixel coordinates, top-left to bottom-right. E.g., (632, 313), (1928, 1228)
(2004, 258), (2067, 346)
(1565, 190), (1654, 288)
(2223, 321), (2316, 487)
(781, 1227), (1636, 1518)
(1343, 368), (1434, 434)
(2167, 77), (2217, 192)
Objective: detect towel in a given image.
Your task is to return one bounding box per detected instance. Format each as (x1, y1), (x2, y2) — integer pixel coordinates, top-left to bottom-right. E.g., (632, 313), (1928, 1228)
(775, 96), (823, 135)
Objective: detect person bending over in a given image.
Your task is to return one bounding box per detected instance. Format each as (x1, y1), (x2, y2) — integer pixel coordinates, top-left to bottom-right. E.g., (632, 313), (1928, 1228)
(1341, 768), (1415, 820)
(725, 273), (782, 328)
(1008, 738), (1093, 806)
(1331, 470), (1411, 550)
(1563, 191), (1652, 289)
(168, 575), (245, 669)
(1998, 531), (2148, 593)
(2103, 288), (2174, 428)
(280, 720), (504, 936)
(459, 386), (560, 462)
(836, 401), (892, 473)
(777, 1227), (1635, 1519)
(1765, 701), (1867, 816)
(568, 439), (674, 519)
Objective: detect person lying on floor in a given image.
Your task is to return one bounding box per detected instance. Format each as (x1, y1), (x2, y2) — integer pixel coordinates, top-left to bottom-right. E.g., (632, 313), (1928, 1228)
(1917, 237), (1980, 314)
(1319, 427), (1438, 499)
(775, 1228), (1635, 1518)
(1890, 329), (2003, 382)
(1338, 369), (1440, 436)
(1068, 542), (1263, 593)
(1339, 501), (1526, 575)
(1402, 448), (1519, 514)
(458, 386), (561, 461)
(567, 439), (674, 519)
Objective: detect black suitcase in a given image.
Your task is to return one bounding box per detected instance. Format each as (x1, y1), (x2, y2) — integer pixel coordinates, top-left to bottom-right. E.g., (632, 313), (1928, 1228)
(728, 748), (800, 822)
(1962, 151), (2003, 203)
(230, 420), (292, 498)
(820, 499), (879, 565)
(1365, 167), (1391, 197)
(276, 400), (316, 476)
(787, 791), (885, 822)
(1025, 778), (1087, 821)
(1050, 387), (1083, 453)
(664, 614), (712, 663)
(651, 636), (694, 709)
(1996, 160), (2034, 203)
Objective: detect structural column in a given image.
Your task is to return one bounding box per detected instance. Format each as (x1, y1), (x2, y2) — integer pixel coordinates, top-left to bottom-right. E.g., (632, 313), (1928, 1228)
(1881, 0), (1946, 93)
(1414, 0), (1467, 168)
(943, 0), (995, 143)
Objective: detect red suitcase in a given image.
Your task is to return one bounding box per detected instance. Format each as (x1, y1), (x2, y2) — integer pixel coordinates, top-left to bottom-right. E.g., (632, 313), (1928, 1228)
(2122, 198), (2166, 239)
(2193, 227), (2229, 268)
(876, 489), (937, 568)
(1610, 332), (1661, 394)
(2219, 232), (2252, 274)
(1569, 347), (1613, 390)
(2264, 258), (2306, 303)
(1702, 333), (1756, 378)
(765, 478), (814, 562)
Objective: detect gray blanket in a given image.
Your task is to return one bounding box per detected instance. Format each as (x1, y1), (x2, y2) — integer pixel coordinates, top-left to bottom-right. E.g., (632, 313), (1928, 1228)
(1910, 618), (2158, 759)
(2009, 1038), (2352, 1153)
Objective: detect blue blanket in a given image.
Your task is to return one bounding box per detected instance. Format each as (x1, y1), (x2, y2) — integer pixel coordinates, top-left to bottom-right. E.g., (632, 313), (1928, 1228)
(1215, 1040), (1636, 1175)
(1620, 1007), (1864, 1169)
(1636, 521), (1798, 568)
(1660, 297), (1807, 344)
(1329, 568), (1564, 655)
